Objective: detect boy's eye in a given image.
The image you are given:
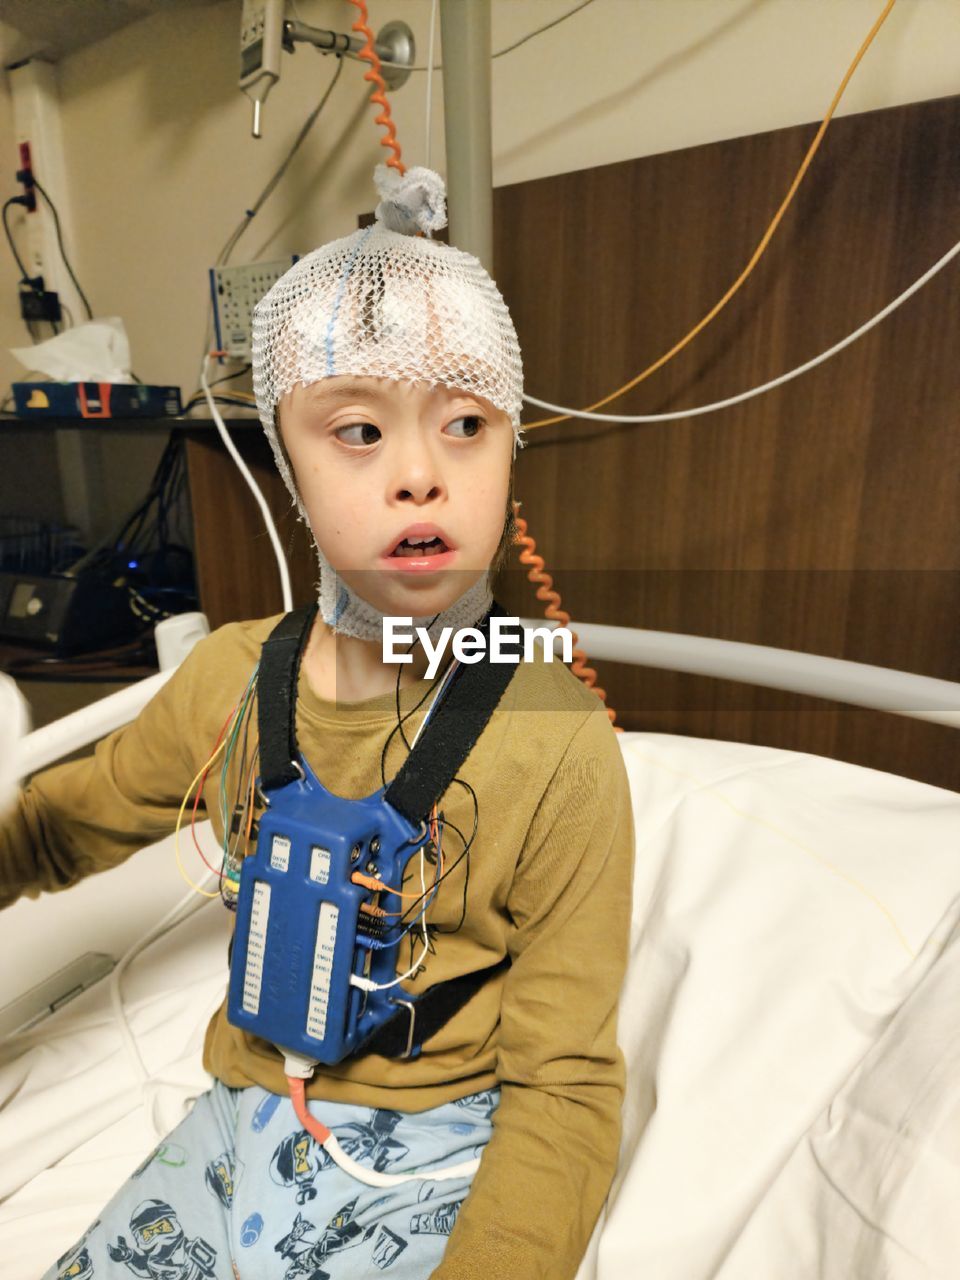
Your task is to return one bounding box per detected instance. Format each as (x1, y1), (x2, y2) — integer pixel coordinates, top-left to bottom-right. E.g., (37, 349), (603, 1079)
(336, 422), (381, 446)
(445, 415), (485, 439)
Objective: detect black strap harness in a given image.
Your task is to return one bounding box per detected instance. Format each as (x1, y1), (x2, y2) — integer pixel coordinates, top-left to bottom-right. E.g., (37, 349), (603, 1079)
(254, 602), (520, 1059)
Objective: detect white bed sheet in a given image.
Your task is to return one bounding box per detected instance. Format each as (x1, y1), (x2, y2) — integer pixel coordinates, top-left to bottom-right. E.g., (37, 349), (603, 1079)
(1, 731), (958, 1279)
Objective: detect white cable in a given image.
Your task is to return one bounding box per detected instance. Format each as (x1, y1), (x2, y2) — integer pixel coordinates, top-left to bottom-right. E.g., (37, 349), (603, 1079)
(424, 0), (439, 171)
(321, 1133), (479, 1187)
(283, 1051), (478, 1185)
(410, 655), (460, 750)
(200, 354), (293, 611)
(523, 234), (960, 424)
(108, 874), (217, 1090)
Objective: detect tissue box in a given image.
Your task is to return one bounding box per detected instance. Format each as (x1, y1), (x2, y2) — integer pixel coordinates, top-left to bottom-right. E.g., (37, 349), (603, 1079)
(11, 382), (183, 420)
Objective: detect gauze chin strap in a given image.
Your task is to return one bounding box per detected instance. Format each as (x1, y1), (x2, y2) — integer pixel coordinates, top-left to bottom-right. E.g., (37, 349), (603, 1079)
(315, 545), (494, 645)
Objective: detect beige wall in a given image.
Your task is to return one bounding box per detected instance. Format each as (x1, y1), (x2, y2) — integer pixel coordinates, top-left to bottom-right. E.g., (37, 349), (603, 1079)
(0, 0), (957, 526)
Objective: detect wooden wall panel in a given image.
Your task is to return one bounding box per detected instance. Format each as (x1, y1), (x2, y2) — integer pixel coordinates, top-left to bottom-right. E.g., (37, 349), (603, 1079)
(185, 429), (317, 628)
(492, 95), (960, 789)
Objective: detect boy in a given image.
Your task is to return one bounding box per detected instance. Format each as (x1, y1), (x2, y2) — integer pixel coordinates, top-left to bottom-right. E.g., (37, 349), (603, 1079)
(2, 167), (634, 1279)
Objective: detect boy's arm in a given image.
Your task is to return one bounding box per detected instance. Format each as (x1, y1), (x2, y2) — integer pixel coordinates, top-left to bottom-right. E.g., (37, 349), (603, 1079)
(0, 630), (236, 910)
(430, 708), (635, 1280)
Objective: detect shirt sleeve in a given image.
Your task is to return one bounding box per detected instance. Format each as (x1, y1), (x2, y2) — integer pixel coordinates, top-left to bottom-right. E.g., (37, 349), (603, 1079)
(430, 706), (635, 1280)
(0, 628), (244, 911)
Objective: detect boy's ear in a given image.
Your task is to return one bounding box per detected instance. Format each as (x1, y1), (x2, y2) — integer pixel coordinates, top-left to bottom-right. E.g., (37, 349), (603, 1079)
(490, 468), (518, 576)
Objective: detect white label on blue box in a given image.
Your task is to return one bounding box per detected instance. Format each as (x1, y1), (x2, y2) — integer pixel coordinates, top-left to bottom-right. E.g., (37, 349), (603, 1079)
(243, 880), (271, 1015)
(306, 902), (339, 1041)
(270, 834), (291, 872)
(309, 846), (331, 885)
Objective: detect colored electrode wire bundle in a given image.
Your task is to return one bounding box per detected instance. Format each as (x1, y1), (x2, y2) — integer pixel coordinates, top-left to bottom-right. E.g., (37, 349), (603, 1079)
(173, 625), (478, 983)
(174, 663), (261, 903)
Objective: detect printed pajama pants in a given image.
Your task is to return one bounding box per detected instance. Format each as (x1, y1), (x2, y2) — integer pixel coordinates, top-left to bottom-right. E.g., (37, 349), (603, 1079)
(44, 1079), (499, 1280)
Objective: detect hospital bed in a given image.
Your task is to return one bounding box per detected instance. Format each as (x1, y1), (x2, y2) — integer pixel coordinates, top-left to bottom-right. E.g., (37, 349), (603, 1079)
(1, 624), (958, 1279)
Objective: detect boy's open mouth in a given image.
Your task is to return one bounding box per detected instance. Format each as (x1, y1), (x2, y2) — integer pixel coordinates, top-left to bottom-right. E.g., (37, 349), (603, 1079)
(385, 525), (456, 559)
(390, 536), (449, 558)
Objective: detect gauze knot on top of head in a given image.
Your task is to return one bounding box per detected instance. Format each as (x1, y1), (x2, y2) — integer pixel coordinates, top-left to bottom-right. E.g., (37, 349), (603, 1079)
(250, 165), (524, 642)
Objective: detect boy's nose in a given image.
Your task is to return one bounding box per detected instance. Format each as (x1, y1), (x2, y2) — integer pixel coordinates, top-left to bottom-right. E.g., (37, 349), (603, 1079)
(395, 477), (443, 503)
(391, 452), (446, 505)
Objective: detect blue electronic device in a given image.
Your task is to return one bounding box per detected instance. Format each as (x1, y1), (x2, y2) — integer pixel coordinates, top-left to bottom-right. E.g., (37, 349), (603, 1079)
(225, 603), (521, 1070)
(227, 756), (430, 1065)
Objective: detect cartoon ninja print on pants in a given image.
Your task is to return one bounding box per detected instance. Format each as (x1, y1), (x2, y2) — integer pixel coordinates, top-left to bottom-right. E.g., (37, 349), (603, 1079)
(271, 1109), (409, 1203)
(56, 1224), (100, 1280)
(107, 1199), (218, 1280)
(204, 1151), (243, 1208)
(409, 1197), (466, 1238)
(274, 1197), (377, 1279)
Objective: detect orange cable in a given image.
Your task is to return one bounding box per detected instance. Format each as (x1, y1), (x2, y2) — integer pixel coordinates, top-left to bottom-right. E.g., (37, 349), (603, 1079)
(349, 3), (613, 717)
(348, 0), (405, 173)
(513, 503), (619, 730)
(522, 0), (899, 430)
(288, 1075), (332, 1140)
(189, 707), (239, 873)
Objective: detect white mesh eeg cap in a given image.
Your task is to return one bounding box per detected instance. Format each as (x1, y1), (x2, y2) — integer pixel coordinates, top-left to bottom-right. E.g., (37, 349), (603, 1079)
(252, 163), (525, 502)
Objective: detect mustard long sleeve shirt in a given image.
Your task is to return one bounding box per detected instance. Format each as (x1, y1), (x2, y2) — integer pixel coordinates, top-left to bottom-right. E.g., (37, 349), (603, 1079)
(1, 616), (635, 1280)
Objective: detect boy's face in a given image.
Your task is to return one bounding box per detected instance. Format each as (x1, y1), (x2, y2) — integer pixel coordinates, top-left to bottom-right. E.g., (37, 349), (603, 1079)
(278, 375), (514, 622)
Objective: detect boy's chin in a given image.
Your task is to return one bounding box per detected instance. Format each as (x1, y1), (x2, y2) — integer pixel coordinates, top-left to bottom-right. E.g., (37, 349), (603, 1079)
(338, 569), (489, 622)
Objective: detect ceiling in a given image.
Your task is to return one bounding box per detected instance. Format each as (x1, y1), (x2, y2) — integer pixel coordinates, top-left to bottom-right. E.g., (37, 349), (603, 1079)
(1, 0), (226, 69)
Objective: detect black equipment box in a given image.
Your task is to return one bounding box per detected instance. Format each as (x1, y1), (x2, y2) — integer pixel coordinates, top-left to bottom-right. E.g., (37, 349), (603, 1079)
(0, 572), (141, 655)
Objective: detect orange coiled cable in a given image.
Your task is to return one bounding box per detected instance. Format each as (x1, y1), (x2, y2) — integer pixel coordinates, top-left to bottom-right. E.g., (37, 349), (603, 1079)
(513, 504), (618, 730)
(349, 6), (614, 722)
(348, 0), (405, 173)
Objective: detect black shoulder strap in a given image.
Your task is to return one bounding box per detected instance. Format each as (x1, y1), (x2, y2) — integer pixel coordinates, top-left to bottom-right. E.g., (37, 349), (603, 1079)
(258, 602), (522, 816)
(385, 604), (521, 824)
(257, 604), (318, 792)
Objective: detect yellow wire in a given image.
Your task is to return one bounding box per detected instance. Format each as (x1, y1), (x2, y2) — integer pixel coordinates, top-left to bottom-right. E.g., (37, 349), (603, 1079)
(523, 0), (899, 431)
(174, 736), (230, 898)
